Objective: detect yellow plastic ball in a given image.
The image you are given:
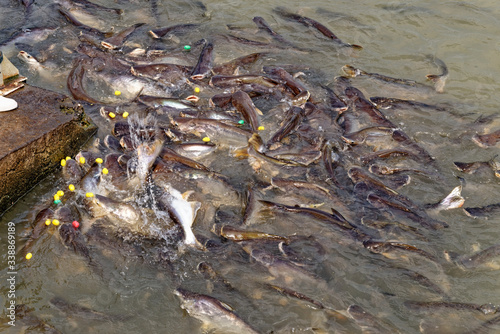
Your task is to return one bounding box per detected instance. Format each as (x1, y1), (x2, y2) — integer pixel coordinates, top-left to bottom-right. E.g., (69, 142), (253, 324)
(95, 158), (103, 164)
(258, 126), (265, 131)
(79, 157), (86, 164)
(68, 184), (75, 191)
(114, 90), (121, 96)
(202, 137), (210, 142)
(53, 194), (60, 201)
(109, 112), (116, 118)
(102, 168), (109, 175)
(65, 156), (71, 161)
(86, 192), (94, 198)
(61, 159), (66, 167)
(25, 253), (32, 260)
(52, 219), (60, 226)
(45, 219), (51, 226)
(122, 112), (129, 118)
(57, 190), (64, 197)
(194, 87), (200, 93)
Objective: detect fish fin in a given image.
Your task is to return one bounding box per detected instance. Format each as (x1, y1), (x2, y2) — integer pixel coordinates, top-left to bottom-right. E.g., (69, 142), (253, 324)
(298, 202), (324, 208)
(233, 147), (249, 158)
(190, 201), (201, 216)
(218, 301), (235, 312)
(341, 65), (359, 77)
(426, 74), (448, 93)
(178, 237), (206, 252)
(148, 30), (160, 39)
(182, 190), (195, 201)
(194, 239), (207, 251)
(293, 71), (306, 79)
(437, 186), (464, 210)
(248, 133), (265, 152)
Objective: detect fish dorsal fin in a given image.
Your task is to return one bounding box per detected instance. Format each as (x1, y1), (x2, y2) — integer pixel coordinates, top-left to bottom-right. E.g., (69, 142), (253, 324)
(219, 301), (234, 312)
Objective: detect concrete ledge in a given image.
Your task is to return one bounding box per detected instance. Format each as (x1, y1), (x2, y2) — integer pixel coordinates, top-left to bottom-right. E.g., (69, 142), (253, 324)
(0, 84), (96, 215)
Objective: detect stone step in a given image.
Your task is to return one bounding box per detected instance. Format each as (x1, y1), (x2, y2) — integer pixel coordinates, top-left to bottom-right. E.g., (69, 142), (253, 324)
(0, 84), (96, 214)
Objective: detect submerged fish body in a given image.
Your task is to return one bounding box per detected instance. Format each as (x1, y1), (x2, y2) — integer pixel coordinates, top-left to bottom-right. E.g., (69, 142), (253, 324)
(464, 203), (500, 218)
(456, 244), (500, 270)
(272, 7), (362, 49)
(342, 58), (447, 95)
(174, 288), (260, 334)
(348, 305), (401, 334)
(49, 297), (128, 322)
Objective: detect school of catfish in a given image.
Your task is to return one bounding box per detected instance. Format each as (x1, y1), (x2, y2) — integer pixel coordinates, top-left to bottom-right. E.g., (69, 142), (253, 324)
(5, 0), (500, 333)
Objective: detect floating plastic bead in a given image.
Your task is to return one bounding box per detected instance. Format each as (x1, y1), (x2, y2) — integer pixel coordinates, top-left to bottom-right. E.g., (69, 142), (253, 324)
(202, 137), (210, 142)
(25, 253), (32, 260)
(52, 219), (60, 226)
(114, 90), (121, 96)
(79, 157), (86, 164)
(68, 184), (75, 191)
(85, 192), (94, 198)
(102, 168), (109, 175)
(258, 126), (265, 131)
(72, 221), (80, 229)
(122, 112), (129, 118)
(109, 112), (116, 118)
(61, 159), (66, 167)
(95, 158), (103, 164)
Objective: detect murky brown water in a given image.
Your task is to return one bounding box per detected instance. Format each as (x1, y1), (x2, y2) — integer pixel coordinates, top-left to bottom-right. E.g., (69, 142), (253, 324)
(2, 0), (500, 333)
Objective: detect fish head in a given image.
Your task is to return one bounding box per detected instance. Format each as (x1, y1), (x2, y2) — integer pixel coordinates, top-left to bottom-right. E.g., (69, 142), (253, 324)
(479, 303), (499, 315)
(250, 249), (275, 266)
(58, 223), (77, 244)
(174, 289), (221, 317)
(174, 288), (197, 310)
(17, 50), (39, 66)
(347, 167), (363, 182)
(363, 240), (386, 253)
